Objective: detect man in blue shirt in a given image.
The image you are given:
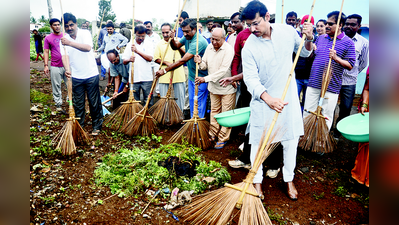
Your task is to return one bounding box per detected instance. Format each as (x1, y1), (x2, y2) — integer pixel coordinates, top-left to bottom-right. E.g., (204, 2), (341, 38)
(155, 18), (209, 118)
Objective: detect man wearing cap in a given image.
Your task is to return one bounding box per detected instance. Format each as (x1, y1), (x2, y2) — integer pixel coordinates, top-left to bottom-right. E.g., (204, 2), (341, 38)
(44, 18), (67, 112)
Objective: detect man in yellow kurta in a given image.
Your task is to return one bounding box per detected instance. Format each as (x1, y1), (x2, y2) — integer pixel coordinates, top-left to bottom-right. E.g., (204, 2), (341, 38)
(153, 23), (186, 111)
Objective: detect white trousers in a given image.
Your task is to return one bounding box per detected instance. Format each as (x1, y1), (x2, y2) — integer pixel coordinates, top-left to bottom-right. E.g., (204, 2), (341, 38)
(303, 87), (339, 130)
(251, 136), (299, 183)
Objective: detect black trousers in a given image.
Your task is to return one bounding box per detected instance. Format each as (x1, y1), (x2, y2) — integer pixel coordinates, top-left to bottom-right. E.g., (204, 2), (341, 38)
(237, 133), (283, 169)
(72, 75), (103, 131)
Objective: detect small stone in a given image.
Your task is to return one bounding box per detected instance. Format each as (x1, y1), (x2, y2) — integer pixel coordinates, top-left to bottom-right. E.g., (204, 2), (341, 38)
(316, 176), (324, 182)
(143, 214), (151, 219)
(300, 167), (309, 173)
(53, 217), (58, 221)
(59, 176), (64, 179)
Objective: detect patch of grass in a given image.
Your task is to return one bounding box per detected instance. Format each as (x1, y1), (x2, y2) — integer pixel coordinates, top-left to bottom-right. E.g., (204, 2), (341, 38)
(94, 142), (231, 197)
(266, 207), (287, 225)
(39, 196), (55, 204)
(313, 192), (325, 200)
(333, 186), (348, 197)
(302, 174), (309, 180)
(30, 89), (52, 105)
(229, 149), (242, 158)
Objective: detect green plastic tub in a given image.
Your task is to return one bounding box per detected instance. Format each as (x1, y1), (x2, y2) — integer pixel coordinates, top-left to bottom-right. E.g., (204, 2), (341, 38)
(337, 112), (369, 142)
(214, 107), (251, 127)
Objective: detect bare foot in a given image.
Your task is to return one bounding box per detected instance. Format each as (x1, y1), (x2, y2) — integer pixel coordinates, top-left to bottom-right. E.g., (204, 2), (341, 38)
(254, 183), (264, 200)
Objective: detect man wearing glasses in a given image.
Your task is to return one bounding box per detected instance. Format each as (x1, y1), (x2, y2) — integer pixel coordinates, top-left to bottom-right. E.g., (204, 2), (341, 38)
(60, 13), (103, 136)
(286, 11), (298, 28)
(303, 11), (356, 131)
(240, 0), (314, 201)
(332, 14), (369, 138)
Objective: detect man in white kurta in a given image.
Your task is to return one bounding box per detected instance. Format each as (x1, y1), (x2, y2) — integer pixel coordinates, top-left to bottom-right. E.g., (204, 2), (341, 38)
(241, 0), (314, 200)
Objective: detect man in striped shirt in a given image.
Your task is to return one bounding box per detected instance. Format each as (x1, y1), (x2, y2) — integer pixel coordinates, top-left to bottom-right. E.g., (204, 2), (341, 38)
(303, 11), (356, 130)
(333, 14), (369, 137)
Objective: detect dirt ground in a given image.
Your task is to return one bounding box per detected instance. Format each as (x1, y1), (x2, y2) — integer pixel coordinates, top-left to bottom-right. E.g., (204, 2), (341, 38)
(30, 61), (369, 225)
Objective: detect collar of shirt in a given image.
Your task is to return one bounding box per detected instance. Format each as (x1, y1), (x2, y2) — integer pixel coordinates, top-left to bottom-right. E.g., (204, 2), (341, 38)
(325, 32), (345, 40)
(107, 31), (116, 37)
(351, 32), (361, 42)
(210, 41), (227, 52)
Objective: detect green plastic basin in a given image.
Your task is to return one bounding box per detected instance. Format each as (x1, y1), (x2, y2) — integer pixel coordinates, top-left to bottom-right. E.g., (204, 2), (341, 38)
(337, 112), (369, 142)
(214, 107), (251, 127)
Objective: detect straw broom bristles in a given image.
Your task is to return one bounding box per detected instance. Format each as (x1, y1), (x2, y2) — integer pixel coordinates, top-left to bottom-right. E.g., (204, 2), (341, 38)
(181, 126), (281, 225)
(121, 101), (158, 137)
(148, 53), (184, 126)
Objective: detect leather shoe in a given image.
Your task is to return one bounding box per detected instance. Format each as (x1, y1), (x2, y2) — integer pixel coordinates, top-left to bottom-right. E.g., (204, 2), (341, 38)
(286, 181), (298, 200)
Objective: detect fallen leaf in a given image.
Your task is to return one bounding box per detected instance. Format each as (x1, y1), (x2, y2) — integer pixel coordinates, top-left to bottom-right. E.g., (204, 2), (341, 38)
(202, 177), (216, 183)
(40, 167), (50, 173)
(42, 160), (51, 166)
(210, 168), (220, 173)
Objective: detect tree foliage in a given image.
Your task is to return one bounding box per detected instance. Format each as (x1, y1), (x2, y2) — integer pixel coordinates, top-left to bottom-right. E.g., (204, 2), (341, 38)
(98, 0), (116, 23)
(39, 15), (49, 24)
(30, 12), (37, 24)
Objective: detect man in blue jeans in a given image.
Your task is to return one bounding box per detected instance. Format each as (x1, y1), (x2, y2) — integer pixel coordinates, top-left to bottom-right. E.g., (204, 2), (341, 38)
(60, 13), (103, 135)
(155, 18), (208, 118)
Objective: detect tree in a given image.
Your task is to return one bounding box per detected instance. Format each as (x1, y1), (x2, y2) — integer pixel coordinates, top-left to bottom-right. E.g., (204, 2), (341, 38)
(39, 15), (49, 24)
(30, 12), (37, 24)
(98, 0), (116, 23)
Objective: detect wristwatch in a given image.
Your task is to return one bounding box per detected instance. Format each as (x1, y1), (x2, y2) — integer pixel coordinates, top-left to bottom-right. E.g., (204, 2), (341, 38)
(163, 69), (167, 74)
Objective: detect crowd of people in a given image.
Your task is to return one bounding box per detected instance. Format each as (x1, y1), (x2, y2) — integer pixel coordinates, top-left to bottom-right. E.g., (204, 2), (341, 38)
(34, 0), (369, 201)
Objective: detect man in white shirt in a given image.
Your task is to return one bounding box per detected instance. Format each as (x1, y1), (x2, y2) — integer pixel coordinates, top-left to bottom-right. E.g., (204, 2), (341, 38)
(123, 25), (154, 107)
(60, 13), (103, 135)
(332, 14), (369, 138)
(144, 21), (161, 94)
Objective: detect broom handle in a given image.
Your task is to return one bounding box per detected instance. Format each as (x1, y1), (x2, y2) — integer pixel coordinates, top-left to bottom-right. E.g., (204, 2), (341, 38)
(140, 0), (187, 111)
(102, 91), (125, 105)
(59, 0), (75, 117)
(193, 0), (200, 118)
(129, 0), (136, 101)
(281, 0), (284, 24)
(320, 0), (345, 98)
(235, 0), (317, 209)
(166, 51), (176, 98)
(94, 10), (106, 50)
(158, 0), (187, 70)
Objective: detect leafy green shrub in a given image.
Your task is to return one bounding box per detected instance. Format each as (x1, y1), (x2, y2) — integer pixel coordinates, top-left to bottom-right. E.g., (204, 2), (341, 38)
(30, 89), (52, 105)
(94, 143), (231, 197)
(39, 26), (51, 33)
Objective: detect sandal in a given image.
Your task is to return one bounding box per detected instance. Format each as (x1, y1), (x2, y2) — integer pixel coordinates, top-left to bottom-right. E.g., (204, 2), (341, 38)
(91, 130), (101, 136)
(214, 141), (227, 149)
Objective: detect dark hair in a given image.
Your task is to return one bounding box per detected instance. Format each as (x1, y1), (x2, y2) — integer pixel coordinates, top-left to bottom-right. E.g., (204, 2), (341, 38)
(161, 22), (171, 30)
(49, 18), (60, 26)
(101, 24), (106, 28)
(317, 19), (327, 25)
(179, 11), (189, 19)
(241, 0), (268, 21)
(211, 23), (221, 30)
(181, 18), (197, 30)
(106, 49), (119, 57)
(144, 21), (152, 26)
(327, 11), (346, 26)
(106, 23), (114, 28)
(286, 11), (297, 20)
(120, 22), (126, 28)
(206, 19), (214, 25)
(62, 13), (76, 24)
(230, 12), (240, 21)
(347, 14), (362, 25)
(134, 25), (146, 34)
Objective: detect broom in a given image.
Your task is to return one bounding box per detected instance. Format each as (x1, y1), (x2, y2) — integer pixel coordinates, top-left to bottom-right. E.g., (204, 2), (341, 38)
(168, 0), (212, 149)
(121, 0), (188, 136)
(103, 0), (143, 130)
(51, 0), (90, 155)
(299, 0), (345, 153)
(281, 0), (284, 24)
(181, 1), (317, 224)
(149, 50), (184, 125)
